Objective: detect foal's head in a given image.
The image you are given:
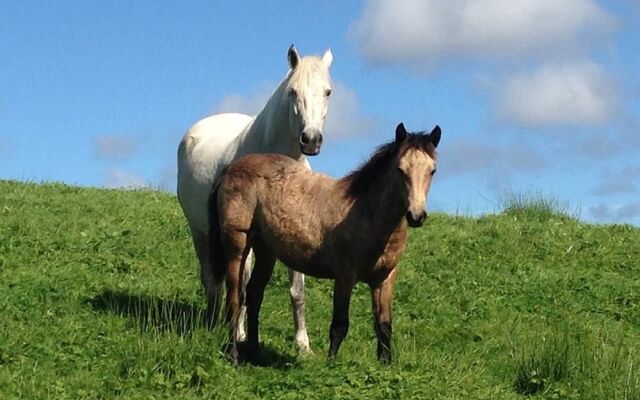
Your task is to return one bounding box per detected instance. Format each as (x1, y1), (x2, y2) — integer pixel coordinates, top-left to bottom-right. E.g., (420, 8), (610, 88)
(283, 45), (333, 156)
(345, 123), (441, 228)
(394, 123), (441, 227)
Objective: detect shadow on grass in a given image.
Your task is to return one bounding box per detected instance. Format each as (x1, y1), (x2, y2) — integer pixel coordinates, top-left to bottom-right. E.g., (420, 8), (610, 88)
(88, 290), (208, 336)
(235, 341), (300, 370)
(88, 290), (301, 369)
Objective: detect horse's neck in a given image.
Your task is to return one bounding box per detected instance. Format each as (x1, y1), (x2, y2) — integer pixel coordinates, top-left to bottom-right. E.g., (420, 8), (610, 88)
(232, 83), (303, 161)
(356, 172), (408, 232)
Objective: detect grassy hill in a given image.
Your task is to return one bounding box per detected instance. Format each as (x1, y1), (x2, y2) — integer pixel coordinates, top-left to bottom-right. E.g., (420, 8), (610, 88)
(1, 180), (639, 399)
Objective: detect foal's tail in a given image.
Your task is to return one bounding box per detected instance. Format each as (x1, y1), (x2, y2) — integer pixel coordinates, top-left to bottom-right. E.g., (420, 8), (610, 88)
(208, 182), (226, 283)
(206, 182), (226, 325)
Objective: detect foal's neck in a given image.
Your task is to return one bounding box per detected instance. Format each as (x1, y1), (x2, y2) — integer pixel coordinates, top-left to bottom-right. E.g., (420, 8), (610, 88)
(361, 169), (408, 231)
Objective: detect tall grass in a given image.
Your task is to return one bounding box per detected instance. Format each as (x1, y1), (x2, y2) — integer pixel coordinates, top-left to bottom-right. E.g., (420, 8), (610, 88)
(513, 332), (572, 395)
(499, 191), (577, 221)
(511, 328), (640, 398)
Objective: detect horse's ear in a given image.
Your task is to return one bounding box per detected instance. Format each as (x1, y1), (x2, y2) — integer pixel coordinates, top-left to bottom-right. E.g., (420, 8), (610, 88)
(395, 123), (407, 143)
(288, 44), (299, 70)
(322, 49), (333, 68)
(429, 125), (441, 148)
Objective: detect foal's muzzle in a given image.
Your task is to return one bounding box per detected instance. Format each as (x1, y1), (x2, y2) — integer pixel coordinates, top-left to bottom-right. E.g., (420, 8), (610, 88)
(406, 210), (427, 228)
(300, 129), (323, 156)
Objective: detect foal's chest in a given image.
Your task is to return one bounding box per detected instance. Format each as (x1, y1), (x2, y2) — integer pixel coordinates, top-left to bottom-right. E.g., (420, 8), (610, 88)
(364, 225), (408, 283)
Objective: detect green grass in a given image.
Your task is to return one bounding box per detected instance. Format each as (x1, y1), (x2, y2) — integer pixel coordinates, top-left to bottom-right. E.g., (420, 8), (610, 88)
(500, 191), (576, 222)
(1, 180), (639, 399)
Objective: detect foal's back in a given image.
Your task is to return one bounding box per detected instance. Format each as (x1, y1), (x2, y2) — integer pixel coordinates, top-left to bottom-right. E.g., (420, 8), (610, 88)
(218, 154), (339, 271)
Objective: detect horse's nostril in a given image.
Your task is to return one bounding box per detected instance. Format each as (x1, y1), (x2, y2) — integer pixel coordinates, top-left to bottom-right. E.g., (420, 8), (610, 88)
(300, 132), (311, 145)
(407, 211), (417, 223)
(317, 134), (323, 145)
(406, 210), (427, 226)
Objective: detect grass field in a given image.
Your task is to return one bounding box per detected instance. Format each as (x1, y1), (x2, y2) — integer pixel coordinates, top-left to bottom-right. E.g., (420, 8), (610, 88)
(1, 180), (639, 399)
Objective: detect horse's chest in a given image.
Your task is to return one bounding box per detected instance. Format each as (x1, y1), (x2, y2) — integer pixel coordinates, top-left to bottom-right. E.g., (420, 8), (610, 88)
(375, 230), (407, 269)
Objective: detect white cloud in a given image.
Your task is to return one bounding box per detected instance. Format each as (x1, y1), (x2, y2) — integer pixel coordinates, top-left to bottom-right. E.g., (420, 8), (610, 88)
(215, 83), (273, 116)
(351, 0), (614, 68)
(578, 132), (624, 158)
(104, 169), (147, 189)
(95, 135), (137, 159)
(439, 138), (545, 178)
(324, 82), (375, 139)
(593, 165), (640, 196)
(594, 177), (637, 196)
(497, 62), (617, 126)
(214, 81), (373, 139)
(589, 202), (640, 223)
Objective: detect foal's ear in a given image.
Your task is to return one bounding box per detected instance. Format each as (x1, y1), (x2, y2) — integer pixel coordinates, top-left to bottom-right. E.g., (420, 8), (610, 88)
(288, 44), (300, 70)
(322, 49), (333, 68)
(395, 122), (407, 143)
(429, 125), (441, 148)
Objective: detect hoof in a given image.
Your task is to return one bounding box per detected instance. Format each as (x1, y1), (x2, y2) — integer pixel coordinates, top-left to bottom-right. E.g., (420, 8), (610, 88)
(245, 344), (261, 362)
(294, 333), (312, 354)
(225, 344), (239, 365)
(377, 351), (392, 364)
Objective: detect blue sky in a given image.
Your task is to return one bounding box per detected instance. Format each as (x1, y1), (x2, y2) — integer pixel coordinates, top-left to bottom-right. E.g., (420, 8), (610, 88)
(1, 1), (639, 224)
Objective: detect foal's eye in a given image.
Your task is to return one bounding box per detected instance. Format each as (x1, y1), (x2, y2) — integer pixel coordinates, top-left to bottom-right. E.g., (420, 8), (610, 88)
(325, 89), (332, 97)
(430, 168), (437, 176)
(289, 88), (298, 98)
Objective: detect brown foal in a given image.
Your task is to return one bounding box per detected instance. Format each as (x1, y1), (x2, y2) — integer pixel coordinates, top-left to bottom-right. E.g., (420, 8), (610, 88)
(211, 123), (441, 363)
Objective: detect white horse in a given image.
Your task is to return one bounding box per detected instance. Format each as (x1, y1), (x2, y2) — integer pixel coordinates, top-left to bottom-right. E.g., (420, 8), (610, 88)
(177, 45), (333, 353)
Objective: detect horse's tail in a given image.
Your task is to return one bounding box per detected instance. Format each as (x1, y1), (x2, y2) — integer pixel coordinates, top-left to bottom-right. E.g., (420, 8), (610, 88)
(206, 180), (226, 326)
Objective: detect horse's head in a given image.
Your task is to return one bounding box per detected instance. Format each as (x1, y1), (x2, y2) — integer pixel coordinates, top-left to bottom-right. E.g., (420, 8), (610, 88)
(394, 123), (441, 228)
(284, 45), (333, 156)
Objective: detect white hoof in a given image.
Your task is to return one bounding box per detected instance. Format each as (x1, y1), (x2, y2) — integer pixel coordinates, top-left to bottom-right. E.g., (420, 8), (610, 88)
(295, 331), (312, 354)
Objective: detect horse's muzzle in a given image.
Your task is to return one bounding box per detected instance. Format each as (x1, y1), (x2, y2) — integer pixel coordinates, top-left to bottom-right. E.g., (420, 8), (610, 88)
(406, 210), (427, 227)
(300, 130), (323, 156)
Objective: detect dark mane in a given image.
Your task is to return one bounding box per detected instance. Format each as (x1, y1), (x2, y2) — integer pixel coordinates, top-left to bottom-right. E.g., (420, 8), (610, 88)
(341, 133), (437, 198)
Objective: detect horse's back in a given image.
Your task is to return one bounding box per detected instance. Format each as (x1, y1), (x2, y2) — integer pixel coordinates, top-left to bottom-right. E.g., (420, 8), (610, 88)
(180, 113), (253, 174)
(178, 113), (253, 234)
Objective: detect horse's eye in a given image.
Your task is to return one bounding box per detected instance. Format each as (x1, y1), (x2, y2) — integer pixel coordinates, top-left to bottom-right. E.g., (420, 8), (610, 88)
(325, 89), (332, 97)
(430, 168), (437, 176)
(289, 88), (297, 98)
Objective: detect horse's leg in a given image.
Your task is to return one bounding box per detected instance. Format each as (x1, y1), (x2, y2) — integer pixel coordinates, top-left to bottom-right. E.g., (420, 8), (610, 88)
(245, 241), (276, 360)
(369, 268), (397, 363)
(291, 158), (312, 353)
(328, 276), (356, 359)
(288, 269), (311, 353)
(223, 231), (251, 364)
(235, 249), (253, 343)
(190, 227), (221, 328)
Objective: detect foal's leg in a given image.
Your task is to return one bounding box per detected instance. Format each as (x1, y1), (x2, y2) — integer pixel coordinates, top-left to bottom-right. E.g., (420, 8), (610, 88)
(190, 227), (221, 327)
(328, 276), (356, 358)
(369, 268), (397, 362)
(236, 249), (254, 343)
(223, 231), (251, 364)
(289, 269), (311, 353)
(245, 241), (276, 360)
